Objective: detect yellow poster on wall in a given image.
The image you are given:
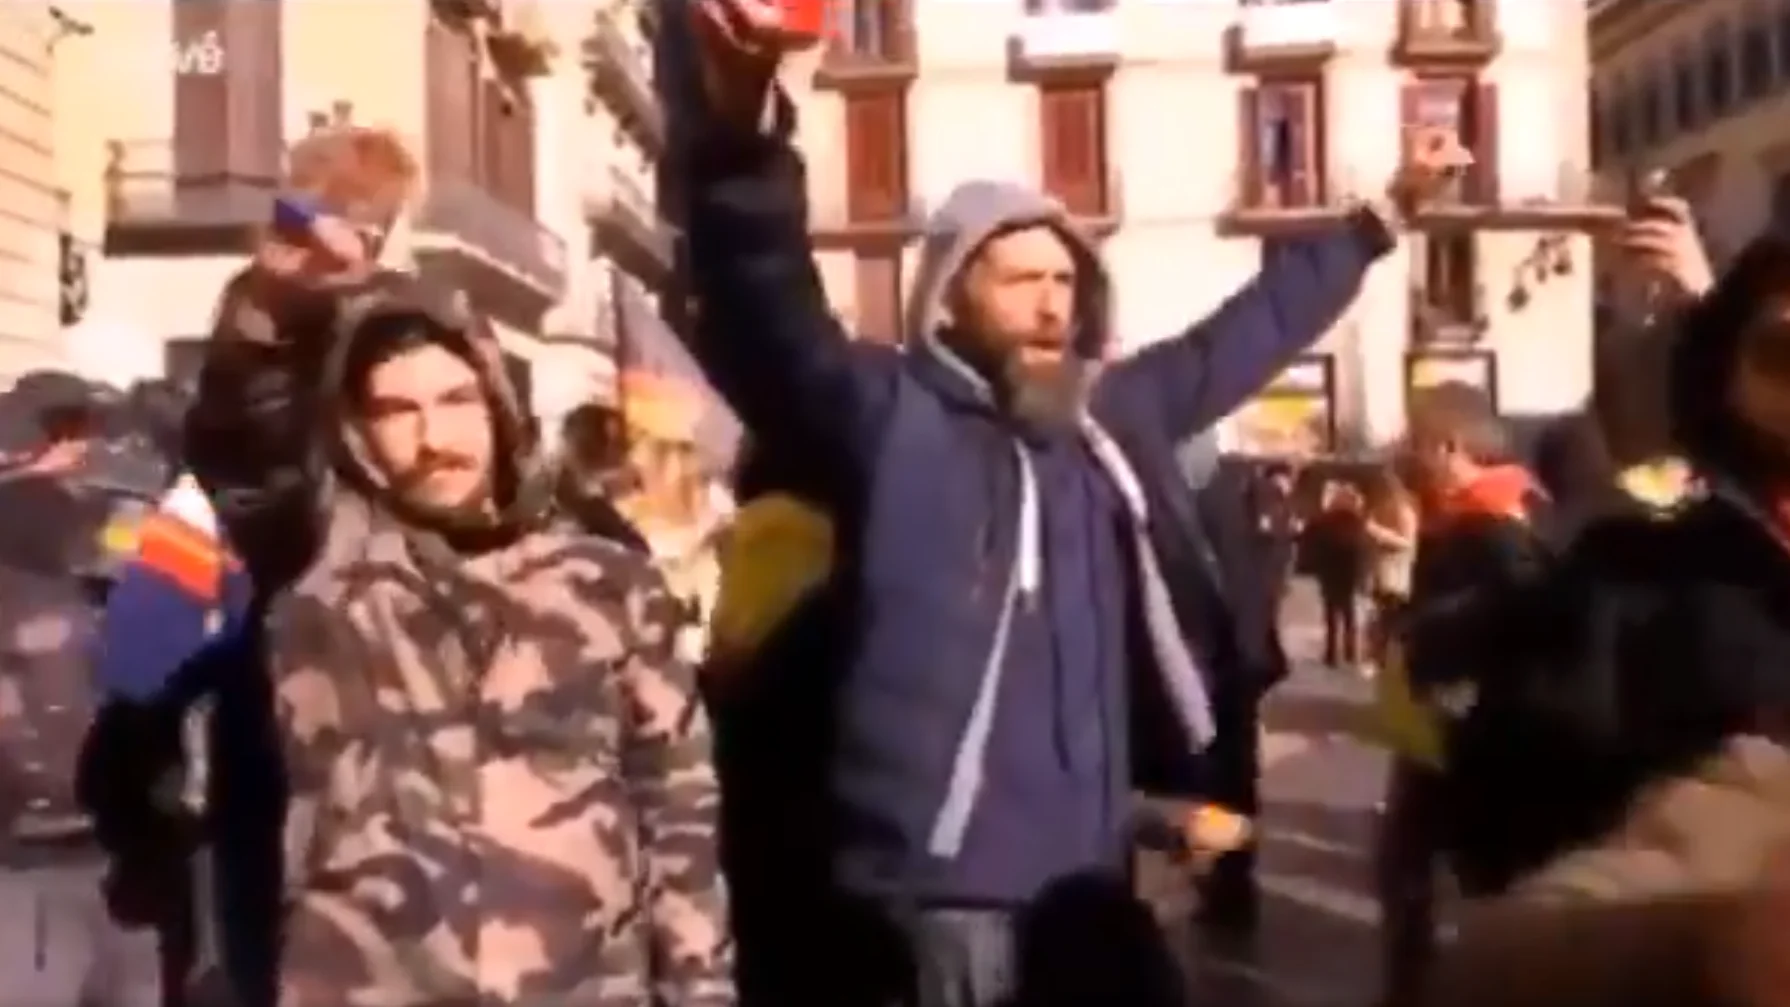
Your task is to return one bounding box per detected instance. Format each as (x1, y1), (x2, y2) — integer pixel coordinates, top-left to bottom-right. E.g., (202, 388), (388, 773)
(1407, 352), (1494, 402)
(1229, 356), (1333, 458)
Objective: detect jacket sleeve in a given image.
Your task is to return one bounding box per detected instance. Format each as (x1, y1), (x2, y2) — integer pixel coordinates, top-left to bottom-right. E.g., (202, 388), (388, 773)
(618, 573), (734, 1007)
(1094, 208), (1393, 443)
(184, 276), (329, 589)
(684, 91), (897, 465)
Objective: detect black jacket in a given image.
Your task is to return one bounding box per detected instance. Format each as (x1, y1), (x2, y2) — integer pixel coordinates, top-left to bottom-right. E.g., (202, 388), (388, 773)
(1405, 492), (1790, 895)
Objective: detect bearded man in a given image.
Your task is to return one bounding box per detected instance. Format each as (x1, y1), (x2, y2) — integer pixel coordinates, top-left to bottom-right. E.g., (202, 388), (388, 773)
(676, 4), (1465, 1004)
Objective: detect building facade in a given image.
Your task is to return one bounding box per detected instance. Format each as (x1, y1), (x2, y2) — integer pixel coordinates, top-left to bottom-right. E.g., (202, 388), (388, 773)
(1589, 0), (1790, 268)
(787, 0), (1607, 451)
(0, 4), (65, 376)
(34, 0), (676, 438)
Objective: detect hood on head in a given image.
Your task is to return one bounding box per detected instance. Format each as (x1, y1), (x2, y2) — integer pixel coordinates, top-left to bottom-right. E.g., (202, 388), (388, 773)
(321, 271), (548, 533)
(903, 180), (1110, 398)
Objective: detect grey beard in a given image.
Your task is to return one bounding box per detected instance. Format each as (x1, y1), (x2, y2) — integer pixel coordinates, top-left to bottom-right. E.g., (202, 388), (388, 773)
(998, 354), (1092, 437)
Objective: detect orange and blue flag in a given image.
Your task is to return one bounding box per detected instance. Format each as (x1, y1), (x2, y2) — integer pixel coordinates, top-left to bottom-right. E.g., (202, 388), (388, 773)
(95, 474), (253, 703)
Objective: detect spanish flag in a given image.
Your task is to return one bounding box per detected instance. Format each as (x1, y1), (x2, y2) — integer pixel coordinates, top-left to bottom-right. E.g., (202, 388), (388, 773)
(94, 475), (248, 703)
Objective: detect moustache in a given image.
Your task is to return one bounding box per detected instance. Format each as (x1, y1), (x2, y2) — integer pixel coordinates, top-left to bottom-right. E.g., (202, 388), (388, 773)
(400, 449), (481, 485)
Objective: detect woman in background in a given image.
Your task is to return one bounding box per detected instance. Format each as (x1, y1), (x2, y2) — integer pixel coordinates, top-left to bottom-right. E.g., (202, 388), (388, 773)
(1308, 479), (1368, 670)
(1362, 463), (1420, 674)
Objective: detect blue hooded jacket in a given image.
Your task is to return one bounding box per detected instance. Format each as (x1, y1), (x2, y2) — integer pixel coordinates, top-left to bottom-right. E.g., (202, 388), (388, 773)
(685, 108), (1391, 904)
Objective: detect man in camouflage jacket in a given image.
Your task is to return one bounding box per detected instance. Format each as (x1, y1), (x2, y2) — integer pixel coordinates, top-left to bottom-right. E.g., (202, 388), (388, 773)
(269, 273), (732, 1007)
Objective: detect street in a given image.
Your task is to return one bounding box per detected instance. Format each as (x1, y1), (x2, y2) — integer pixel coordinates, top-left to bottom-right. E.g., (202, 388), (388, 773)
(1146, 582), (1397, 1007)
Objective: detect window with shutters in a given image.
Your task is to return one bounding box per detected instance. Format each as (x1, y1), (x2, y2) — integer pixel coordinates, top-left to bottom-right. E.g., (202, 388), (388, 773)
(1420, 234), (1478, 330)
(833, 0), (909, 63)
(845, 92), (908, 223)
(1400, 77), (1498, 204)
(425, 18), (479, 179)
(1237, 79), (1324, 209)
(1039, 83), (1109, 218)
(854, 252), (904, 344)
(425, 17), (536, 212)
(172, 0), (281, 189)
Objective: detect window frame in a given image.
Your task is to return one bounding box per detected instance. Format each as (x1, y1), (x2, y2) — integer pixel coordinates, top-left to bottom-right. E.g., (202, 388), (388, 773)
(1240, 77), (1325, 209)
(1039, 81), (1111, 218)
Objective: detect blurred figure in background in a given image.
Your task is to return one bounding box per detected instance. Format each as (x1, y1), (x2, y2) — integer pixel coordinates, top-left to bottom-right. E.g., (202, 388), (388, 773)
(614, 373), (735, 668)
(1308, 479), (1368, 670)
(1362, 462), (1420, 672)
(554, 402), (649, 552)
(1251, 460), (1304, 606)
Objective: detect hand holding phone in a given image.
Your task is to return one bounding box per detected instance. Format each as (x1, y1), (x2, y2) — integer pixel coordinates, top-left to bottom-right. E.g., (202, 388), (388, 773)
(263, 194), (376, 280)
(1616, 183), (1714, 303)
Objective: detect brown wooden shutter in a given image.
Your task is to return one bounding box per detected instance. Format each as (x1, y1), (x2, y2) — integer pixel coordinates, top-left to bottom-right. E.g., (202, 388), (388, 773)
(1237, 88), (1261, 207)
(1286, 86), (1317, 207)
(425, 20), (477, 179)
(172, 1), (228, 181)
(1040, 84), (1106, 216)
(854, 251), (903, 343)
(846, 92), (906, 222)
(480, 80), (509, 195)
(514, 98), (538, 216)
(1472, 81), (1500, 205)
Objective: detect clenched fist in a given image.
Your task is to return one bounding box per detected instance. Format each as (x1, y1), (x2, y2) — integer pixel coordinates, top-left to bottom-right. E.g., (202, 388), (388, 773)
(690, 0), (824, 127)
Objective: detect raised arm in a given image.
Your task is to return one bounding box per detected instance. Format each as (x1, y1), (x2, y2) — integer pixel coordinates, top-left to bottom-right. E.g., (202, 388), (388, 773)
(618, 573), (734, 1007)
(1094, 209), (1393, 443)
(680, 5), (897, 464)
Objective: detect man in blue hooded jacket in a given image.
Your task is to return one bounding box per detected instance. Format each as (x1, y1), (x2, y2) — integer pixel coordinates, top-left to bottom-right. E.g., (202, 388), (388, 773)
(684, 4), (1466, 1003)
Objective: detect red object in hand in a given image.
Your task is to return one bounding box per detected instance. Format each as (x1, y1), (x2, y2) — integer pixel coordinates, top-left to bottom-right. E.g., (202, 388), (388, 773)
(774, 0), (828, 49)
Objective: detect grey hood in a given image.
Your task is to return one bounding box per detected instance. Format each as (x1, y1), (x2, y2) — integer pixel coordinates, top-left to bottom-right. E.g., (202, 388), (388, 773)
(903, 180), (1111, 396)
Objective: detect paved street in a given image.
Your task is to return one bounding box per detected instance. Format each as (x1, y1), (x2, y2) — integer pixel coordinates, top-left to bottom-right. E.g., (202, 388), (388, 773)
(1147, 583), (1397, 1007)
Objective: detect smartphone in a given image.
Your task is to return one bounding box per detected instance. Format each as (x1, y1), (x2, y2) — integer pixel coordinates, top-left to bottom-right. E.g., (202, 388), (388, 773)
(271, 194), (318, 242)
(1627, 168), (1672, 218)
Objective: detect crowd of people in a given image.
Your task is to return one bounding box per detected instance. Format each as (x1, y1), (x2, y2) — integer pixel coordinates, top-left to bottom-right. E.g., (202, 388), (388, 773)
(5, 2), (1790, 1006)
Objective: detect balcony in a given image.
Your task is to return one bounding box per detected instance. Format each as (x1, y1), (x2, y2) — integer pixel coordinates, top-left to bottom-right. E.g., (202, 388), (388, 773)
(413, 177), (569, 307)
(1008, 2), (1120, 82)
(585, 10), (666, 155)
(1391, 0), (1500, 68)
(587, 165), (677, 289)
(102, 140), (274, 255)
(1413, 162), (1625, 231)
(1227, 1), (1340, 75)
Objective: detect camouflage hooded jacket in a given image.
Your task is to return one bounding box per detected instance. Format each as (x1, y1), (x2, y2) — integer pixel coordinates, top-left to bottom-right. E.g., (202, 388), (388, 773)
(268, 276), (732, 1007)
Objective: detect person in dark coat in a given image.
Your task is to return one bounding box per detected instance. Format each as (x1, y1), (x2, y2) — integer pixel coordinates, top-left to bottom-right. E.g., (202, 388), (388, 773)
(680, 4), (1462, 1002)
(1307, 479), (1368, 668)
(1397, 233), (1790, 1006)
(1250, 460), (1303, 604)
(1189, 455), (1292, 936)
